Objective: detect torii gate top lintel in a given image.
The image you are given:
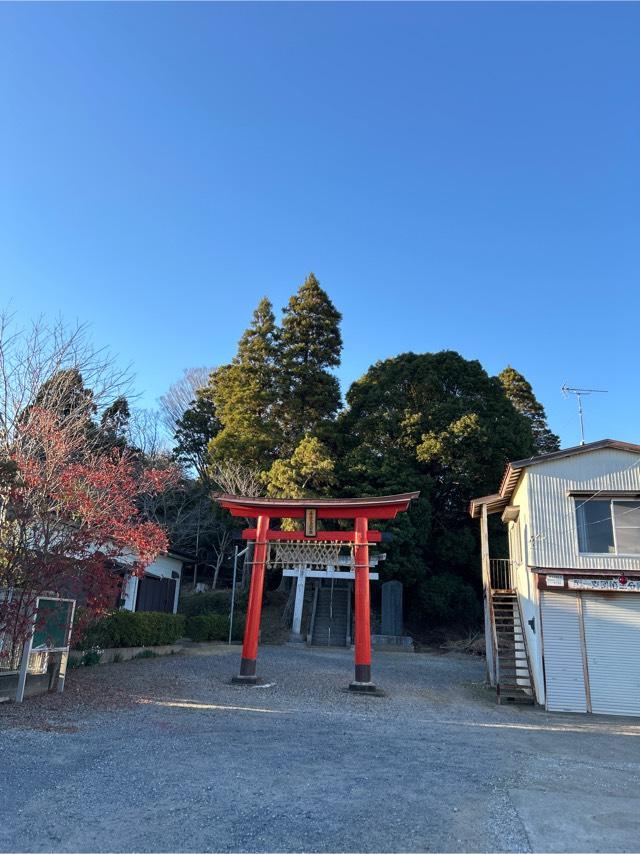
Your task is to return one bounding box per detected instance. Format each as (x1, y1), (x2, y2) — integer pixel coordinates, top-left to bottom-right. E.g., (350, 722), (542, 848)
(216, 492), (420, 520)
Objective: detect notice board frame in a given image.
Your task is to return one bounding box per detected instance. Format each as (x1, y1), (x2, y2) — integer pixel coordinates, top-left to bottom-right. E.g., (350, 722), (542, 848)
(16, 596), (76, 703)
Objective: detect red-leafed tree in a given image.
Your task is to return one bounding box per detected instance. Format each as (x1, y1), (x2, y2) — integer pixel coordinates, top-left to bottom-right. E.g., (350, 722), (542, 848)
(0, 315), (178, 664)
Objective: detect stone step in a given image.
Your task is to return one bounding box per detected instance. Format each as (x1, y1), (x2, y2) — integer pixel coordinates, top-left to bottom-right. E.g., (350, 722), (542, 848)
(311, 588), (349, 647)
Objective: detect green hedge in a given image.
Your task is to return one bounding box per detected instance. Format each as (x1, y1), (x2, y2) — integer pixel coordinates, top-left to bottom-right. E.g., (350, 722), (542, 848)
(78, 611), (186, 650)
(179, 589), (248, 618)
(186, 613), (245, 642)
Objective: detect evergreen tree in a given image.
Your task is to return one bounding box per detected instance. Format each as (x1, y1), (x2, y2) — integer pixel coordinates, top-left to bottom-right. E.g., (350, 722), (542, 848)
(30, 368), (96, 428)
(173, 387), (220, 482)
(498, 366), (560, 455)
(94, 395), (131, 455)
(263, 435), (336, 498)
(208, 297), (281, 468)
(278, 273), (342, 448)
(25, 369), (127, 456)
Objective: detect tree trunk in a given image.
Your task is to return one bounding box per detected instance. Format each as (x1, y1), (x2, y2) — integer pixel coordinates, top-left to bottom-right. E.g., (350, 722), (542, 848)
(211, 556), (223, 590)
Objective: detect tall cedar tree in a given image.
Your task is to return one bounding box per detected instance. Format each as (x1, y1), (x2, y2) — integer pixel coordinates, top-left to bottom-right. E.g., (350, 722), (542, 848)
(278, 274), (342, 450)
(208, 297), (281, 468)
(498, 366), (560, 455)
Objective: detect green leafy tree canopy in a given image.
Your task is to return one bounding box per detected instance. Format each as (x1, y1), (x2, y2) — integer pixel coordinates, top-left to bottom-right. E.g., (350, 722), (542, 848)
(263, 435), (336, 499)
(337, 351), (536, 621)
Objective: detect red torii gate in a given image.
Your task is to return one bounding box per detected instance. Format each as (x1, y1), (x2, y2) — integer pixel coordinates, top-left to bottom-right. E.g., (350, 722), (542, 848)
(215, 492), (419, 692)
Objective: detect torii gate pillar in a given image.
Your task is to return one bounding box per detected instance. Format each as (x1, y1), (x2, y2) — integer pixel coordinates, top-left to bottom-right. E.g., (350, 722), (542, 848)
(352, 515), (373, 688)
(234, 513), (269, 683)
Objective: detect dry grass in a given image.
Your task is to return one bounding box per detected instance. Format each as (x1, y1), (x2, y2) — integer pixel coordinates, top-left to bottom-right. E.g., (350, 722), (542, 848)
(440, 632), (486, 656)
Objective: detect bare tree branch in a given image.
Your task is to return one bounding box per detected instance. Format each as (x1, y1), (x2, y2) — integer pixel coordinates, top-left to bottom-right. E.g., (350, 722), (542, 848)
(0, 311), (132, 457)
(158, 367), (213, 436)
(127, 408), (171, 459)
(209, 460), (263, 497)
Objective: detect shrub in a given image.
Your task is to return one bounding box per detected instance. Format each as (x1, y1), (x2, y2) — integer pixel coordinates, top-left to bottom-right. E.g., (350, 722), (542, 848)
(186, 613), (245, 642)
(179, 589), (247, 618)
(78, 611), (186, 650)
(81, 648), (102, 666)
(186, 614), (222, 641)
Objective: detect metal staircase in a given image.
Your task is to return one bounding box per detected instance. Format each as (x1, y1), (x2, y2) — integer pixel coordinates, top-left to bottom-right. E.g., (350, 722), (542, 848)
(488, 560), (534, 705)
(310, 583), (350, 647)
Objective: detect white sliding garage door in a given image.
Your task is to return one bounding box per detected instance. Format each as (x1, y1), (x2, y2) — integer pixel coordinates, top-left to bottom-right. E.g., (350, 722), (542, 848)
(582, 594), (640, 717)
(542, 591), (640, 716)
(541, 592), (588, 713)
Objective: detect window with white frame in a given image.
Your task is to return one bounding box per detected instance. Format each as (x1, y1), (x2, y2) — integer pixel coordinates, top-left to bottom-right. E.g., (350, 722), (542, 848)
(575, 498), (640, 555)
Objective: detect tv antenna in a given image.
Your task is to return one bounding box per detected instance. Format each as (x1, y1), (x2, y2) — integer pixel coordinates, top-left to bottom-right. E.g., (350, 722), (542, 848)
(561, 385), (608, 446)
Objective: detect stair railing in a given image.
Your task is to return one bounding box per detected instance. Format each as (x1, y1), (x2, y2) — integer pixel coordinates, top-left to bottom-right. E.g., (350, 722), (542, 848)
(490, 558), (514, 591)
(514, 596), (534, 695)
(487, 587), (499, 688)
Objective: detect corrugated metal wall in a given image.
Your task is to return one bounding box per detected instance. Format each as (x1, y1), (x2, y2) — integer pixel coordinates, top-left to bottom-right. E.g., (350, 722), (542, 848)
(527, 449), (640, 570)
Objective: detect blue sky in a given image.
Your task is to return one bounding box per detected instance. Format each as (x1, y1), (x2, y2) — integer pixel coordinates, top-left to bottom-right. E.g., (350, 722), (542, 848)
(2, 3), (638, 447)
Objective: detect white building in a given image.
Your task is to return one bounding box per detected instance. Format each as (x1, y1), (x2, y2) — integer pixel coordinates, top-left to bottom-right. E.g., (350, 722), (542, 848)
(120, 552), (188, 615)
(470, 439), (640, 716)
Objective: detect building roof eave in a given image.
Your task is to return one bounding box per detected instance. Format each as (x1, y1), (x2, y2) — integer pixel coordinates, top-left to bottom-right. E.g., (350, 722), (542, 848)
(469, 494), (510, 519)
(470, 439), (640, 519)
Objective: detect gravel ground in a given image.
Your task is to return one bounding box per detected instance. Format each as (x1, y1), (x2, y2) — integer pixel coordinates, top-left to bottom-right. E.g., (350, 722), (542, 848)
(2, 645), (640, 853)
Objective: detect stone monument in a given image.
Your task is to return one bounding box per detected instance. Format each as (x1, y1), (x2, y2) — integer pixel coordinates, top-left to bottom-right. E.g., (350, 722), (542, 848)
(372, 580), (413, 651)
(381, 580), (403, 636)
